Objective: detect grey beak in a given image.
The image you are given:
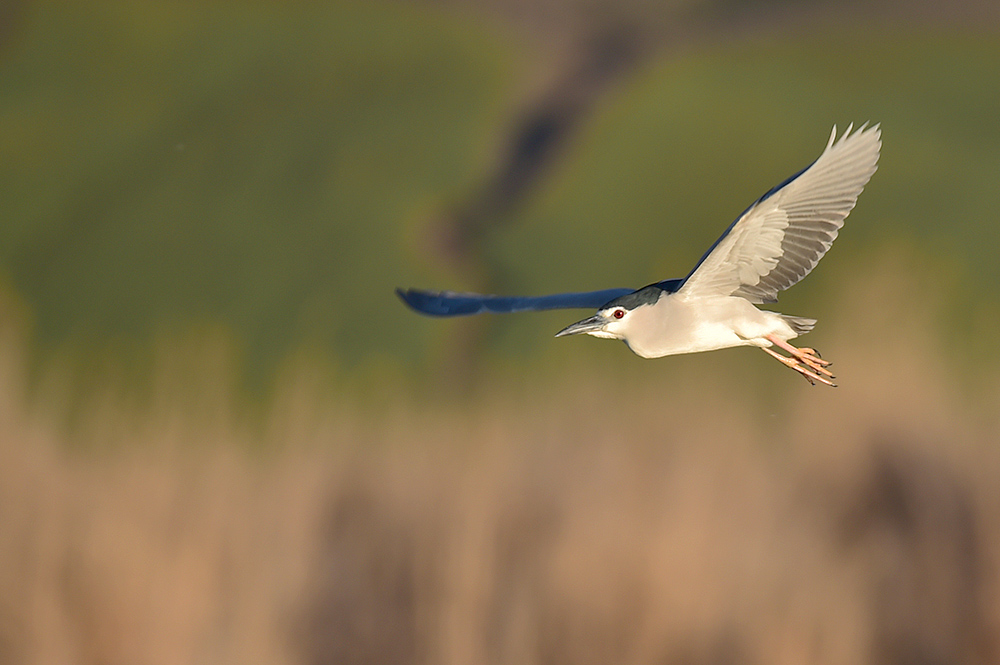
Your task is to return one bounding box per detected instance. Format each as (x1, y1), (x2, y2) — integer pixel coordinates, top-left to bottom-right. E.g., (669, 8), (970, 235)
(555, 314), (605, 337)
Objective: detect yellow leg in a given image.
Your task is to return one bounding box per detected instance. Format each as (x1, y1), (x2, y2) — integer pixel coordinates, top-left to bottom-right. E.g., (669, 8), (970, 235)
(763, 335), (837, 387)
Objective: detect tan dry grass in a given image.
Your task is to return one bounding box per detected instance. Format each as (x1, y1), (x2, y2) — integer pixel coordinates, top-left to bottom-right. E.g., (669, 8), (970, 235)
(1, 263), (999, 665)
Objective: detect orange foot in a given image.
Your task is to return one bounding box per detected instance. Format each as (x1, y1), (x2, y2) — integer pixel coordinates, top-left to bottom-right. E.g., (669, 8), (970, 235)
(763, 335), (837, 387)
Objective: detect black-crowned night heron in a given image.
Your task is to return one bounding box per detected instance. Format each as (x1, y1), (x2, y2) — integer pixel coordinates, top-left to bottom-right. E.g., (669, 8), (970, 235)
(398, 124), (880, 386)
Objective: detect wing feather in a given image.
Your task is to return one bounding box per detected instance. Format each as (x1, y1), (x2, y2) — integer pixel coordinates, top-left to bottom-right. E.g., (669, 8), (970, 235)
(397, 287), (636, 317)
(677, 124), (881, 303)
(397, 279), (687, 317)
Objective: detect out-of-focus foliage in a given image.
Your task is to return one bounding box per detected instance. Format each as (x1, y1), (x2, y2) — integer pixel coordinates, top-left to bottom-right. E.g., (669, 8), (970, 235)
(0, 0), (521, 386)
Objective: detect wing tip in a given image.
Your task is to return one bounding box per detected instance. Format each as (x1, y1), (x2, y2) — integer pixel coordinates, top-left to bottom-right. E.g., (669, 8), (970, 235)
(396, 286), (421, 311)
(395, 286), (422, 303)
(396, 287), (451, 316)
(831, 120), (882, 146)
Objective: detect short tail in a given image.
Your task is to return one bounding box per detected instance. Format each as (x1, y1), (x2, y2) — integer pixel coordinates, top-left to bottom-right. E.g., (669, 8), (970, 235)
(782, 315), (817, 336)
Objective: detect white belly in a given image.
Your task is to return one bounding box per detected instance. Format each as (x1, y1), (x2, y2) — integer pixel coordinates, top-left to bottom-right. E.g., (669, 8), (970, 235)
(623, 295), (797, 358)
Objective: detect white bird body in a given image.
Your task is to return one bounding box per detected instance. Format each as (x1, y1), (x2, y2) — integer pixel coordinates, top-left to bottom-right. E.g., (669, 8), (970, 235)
(614, 292), (800, 358)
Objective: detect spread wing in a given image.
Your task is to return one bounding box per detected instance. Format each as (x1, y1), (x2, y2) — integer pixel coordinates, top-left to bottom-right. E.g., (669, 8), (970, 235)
(397, 280), (685, 317)
(677, 123), (881, 303)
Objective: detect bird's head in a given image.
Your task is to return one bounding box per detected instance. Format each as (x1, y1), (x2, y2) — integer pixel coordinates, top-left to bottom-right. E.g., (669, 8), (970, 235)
(554, 285), (664, 341)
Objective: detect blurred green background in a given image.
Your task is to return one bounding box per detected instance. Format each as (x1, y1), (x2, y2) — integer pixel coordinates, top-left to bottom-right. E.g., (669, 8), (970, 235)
(1, 0), (998, 393)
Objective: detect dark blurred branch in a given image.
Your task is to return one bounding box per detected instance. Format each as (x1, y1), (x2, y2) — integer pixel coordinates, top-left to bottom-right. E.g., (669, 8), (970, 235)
(431, 24), (651, 272)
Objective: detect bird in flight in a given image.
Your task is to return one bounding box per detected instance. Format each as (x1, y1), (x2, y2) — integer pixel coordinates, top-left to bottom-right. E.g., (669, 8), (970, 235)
(398, 124), (880, 386)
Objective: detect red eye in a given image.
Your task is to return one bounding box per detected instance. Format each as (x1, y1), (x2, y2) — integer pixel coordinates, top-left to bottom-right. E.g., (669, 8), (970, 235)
(613, 309), (625, 319)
